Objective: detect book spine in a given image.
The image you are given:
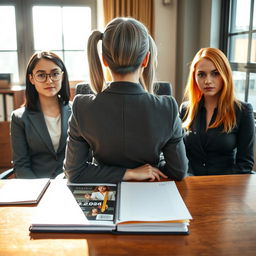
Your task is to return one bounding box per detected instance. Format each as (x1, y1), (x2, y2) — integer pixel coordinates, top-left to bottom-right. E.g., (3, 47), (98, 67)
(5, 94), (14, 121)
(114, 182), (122, 225)
(0, 94), (4, 121)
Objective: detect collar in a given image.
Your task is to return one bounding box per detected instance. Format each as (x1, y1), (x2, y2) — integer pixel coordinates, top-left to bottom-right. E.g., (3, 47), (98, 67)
(198, 96), (218, 111)
(104, 81), (146, 95)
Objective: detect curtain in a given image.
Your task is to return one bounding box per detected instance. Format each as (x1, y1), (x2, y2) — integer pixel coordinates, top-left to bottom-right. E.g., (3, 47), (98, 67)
(103, 0), (155, 38)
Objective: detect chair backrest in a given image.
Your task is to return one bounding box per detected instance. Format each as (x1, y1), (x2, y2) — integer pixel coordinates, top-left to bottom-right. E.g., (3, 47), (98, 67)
(253, 122), (256, 171)
(153, 82), (172, 96)
(75, 82), (172, 96)
(0, 168), (15, 179)
(75, 83), (94, 95)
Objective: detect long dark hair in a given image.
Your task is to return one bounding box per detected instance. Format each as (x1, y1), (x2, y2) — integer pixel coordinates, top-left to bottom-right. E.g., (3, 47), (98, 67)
(25, 51), (70, 111)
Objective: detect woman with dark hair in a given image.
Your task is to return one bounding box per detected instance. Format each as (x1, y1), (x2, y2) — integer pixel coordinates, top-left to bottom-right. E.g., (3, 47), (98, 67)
(11, 51), (71, 178)
(64, 17), (188, 183)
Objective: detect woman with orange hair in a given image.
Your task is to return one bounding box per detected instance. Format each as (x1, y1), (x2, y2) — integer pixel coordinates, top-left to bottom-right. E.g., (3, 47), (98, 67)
(180, 47), (255, 175)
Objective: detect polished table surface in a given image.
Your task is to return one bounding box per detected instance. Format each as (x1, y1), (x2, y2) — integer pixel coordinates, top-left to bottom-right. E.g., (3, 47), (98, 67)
(0, 174), (256, 256)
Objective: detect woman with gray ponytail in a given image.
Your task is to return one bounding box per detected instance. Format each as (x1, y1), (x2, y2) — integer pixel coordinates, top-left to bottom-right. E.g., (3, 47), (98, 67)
(64, 17), (188, 183)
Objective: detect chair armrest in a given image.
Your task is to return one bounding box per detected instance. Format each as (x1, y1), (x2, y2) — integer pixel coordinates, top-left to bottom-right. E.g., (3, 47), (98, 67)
(0, 168), (15, 179)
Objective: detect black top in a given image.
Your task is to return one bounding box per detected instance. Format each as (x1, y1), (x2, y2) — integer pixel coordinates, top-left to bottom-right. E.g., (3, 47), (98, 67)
(64, 82), (188, 183)
(180, 99), (255, 175)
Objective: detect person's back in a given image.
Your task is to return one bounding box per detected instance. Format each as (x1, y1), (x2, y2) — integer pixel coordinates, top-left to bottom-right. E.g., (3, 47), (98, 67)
(64, 17), (188, 183)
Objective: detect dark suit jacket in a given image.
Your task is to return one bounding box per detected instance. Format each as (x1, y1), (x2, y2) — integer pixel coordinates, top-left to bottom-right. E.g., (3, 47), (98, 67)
(180, 99), (255, 175)
(11, 103), (72, 178)
(75, 82), (173, 96)
(64, 82), (188, 183)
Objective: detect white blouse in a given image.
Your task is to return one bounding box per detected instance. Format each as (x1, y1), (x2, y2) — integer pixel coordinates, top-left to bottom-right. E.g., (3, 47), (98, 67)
(44, 114), (61, 152)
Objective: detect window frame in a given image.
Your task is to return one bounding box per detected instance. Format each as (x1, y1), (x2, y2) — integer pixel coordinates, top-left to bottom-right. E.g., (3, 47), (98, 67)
(220, 0), (256, 117)
(0, 0), (97, 84)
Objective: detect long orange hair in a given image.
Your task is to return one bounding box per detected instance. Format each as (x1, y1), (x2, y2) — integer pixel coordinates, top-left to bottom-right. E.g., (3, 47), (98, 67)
(182, 48), (241, 133)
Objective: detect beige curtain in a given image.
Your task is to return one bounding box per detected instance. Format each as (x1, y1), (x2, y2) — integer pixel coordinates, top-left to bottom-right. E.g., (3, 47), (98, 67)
(103, 0), (155, 38)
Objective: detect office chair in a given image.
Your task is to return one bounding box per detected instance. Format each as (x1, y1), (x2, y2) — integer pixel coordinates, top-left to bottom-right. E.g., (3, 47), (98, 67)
(0, 168), (15, 179)
(153, 82), (172, 96)
(75, 82), (172, 96)
(253, 122), (256, 173)
(75, 82), (94, 95)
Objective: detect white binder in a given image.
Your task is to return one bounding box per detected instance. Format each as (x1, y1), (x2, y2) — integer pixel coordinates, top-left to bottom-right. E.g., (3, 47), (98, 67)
(0, 94), (5, 121)
(5, 94), (14, 121)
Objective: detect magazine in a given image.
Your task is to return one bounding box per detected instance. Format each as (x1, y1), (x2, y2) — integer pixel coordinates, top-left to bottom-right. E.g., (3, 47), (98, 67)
(29, 180), (192, 234)
(68, 184), (117, 222)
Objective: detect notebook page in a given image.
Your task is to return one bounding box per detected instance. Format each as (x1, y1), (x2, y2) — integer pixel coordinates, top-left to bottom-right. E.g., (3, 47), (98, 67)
(118, 181), (192, 222)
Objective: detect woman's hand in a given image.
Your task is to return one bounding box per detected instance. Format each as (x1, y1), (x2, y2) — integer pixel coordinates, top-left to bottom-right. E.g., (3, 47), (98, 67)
(123, 164), (168, 181)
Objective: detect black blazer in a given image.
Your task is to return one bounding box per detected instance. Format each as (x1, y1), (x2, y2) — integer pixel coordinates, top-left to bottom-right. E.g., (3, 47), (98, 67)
(75, 81), (173, 96)
(180, 100), (255, 175)
(11, 103), (72, 178)
(64, 82), (188, 183)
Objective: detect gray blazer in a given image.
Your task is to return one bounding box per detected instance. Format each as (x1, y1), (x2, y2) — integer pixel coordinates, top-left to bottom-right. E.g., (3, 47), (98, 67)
(64, 82), (188, 183)
(11, 103), (71, 178)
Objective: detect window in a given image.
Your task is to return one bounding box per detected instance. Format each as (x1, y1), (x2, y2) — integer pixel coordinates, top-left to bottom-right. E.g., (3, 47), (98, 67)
(0, 6), (19, 82)
(222, 0), (256, 114)
(0, 0), (96, 84)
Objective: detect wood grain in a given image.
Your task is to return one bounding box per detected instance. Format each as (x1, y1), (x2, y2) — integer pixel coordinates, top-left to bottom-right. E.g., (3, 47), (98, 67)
(0, 174), (256, 256)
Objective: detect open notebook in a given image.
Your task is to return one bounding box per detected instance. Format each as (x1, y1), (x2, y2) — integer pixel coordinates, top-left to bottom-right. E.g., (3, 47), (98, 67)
(30, 180), (192, 234)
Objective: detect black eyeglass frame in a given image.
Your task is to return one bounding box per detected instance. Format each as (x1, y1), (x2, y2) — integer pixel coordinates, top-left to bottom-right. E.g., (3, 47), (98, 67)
(32, 70), (64, 83)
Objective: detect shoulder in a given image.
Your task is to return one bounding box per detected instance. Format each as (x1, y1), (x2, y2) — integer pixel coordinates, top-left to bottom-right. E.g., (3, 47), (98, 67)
(236, 101), (254, 116)
(150, 94), (178, 108)
(72, 94), (96, 114)
(11, 106), (27, 120)
(239, 101), (253, 111)
(235, 101), (254, 128)
(151, 95), (180, 117)
(179, 101), (189, 118)
(73, 94), (96, 105)
(11, 107), (31, 129)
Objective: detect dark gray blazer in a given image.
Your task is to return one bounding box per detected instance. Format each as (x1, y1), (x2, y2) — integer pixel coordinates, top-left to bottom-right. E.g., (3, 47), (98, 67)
(64, 82), (188, 183)
(11, 103), (72, 178)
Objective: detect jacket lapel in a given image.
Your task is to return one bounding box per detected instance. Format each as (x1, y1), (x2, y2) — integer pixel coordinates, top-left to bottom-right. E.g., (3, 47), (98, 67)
(57, 104), (71, 152)
(27, 110), (55, 153)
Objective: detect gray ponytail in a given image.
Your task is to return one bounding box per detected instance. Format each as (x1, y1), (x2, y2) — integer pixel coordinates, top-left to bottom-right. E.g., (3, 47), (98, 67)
(141, 35), (157, 94)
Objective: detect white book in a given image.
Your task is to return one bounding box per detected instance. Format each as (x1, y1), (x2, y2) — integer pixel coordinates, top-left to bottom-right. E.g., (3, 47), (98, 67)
(0, 94), (4, 121)
(30, 180), (192, 234)
(0, 178), (50, 205)
(5, 94), (14, 121)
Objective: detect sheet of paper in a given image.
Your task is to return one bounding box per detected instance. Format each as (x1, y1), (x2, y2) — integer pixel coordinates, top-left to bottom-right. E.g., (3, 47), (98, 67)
(118, 181), (192, 222)
(31, 180), (89, 225)
(0, 178), (50, 204)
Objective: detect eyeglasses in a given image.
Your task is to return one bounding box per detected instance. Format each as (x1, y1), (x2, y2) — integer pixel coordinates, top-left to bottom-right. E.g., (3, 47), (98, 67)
(33, 70), (64, 83)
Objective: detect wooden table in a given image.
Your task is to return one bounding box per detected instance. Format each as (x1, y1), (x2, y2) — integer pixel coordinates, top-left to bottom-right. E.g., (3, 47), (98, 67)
(0, 174), (256, 256)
